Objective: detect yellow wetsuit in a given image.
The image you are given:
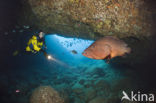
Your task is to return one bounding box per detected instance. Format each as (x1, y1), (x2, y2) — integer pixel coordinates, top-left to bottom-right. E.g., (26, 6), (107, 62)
(26, 35), (43, 53)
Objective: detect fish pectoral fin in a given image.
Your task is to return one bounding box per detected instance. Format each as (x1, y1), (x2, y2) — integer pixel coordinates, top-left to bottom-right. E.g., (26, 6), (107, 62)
(102, 44), (111, 58)
(104, 54), (111, 63)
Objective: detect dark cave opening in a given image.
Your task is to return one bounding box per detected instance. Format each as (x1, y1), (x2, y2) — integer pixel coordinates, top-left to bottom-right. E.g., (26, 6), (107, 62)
(0, 0), (22, 29)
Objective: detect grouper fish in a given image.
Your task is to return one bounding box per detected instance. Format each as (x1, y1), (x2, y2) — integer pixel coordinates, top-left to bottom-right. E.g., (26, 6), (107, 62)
(82, 36), (131, 60)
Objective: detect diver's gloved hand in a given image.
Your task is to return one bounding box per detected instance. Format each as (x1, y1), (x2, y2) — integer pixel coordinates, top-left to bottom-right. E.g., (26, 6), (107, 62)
(32, 50), (37, 54)
(42, 45), (47, 50)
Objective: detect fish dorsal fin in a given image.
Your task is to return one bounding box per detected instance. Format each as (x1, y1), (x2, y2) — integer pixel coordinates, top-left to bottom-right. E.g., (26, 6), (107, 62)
(105, 36), (119, 39)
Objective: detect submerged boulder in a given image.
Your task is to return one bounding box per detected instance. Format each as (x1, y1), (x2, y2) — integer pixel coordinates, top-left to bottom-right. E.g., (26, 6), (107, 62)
(30, 86), (64, 103)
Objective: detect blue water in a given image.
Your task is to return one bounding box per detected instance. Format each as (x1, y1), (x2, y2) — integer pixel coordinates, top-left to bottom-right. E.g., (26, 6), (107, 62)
(0, 34), (147, 103)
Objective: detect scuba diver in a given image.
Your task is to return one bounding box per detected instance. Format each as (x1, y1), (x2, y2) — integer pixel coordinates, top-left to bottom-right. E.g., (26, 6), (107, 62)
(25, 31), (48, 57)
(25, 31), (72, 68)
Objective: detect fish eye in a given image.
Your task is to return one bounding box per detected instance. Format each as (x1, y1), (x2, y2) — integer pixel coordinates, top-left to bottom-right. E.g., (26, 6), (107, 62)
(91, 45), (95, 48)
(83, 52), (87, 55)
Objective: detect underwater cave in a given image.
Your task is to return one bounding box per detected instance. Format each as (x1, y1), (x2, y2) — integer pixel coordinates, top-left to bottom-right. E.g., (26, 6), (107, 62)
(0, 0), (156, 103)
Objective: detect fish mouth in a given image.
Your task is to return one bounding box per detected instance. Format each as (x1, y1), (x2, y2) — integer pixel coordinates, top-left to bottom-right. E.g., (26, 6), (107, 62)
(82, 52), (91, 58)
(82, 52), (86, 56)
(82, 51), (86, 55)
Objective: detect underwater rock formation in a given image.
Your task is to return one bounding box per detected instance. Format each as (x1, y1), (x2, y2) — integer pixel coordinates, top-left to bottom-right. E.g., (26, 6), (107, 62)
(20, 0), (156, 39)
(30, 86), (64, 103)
